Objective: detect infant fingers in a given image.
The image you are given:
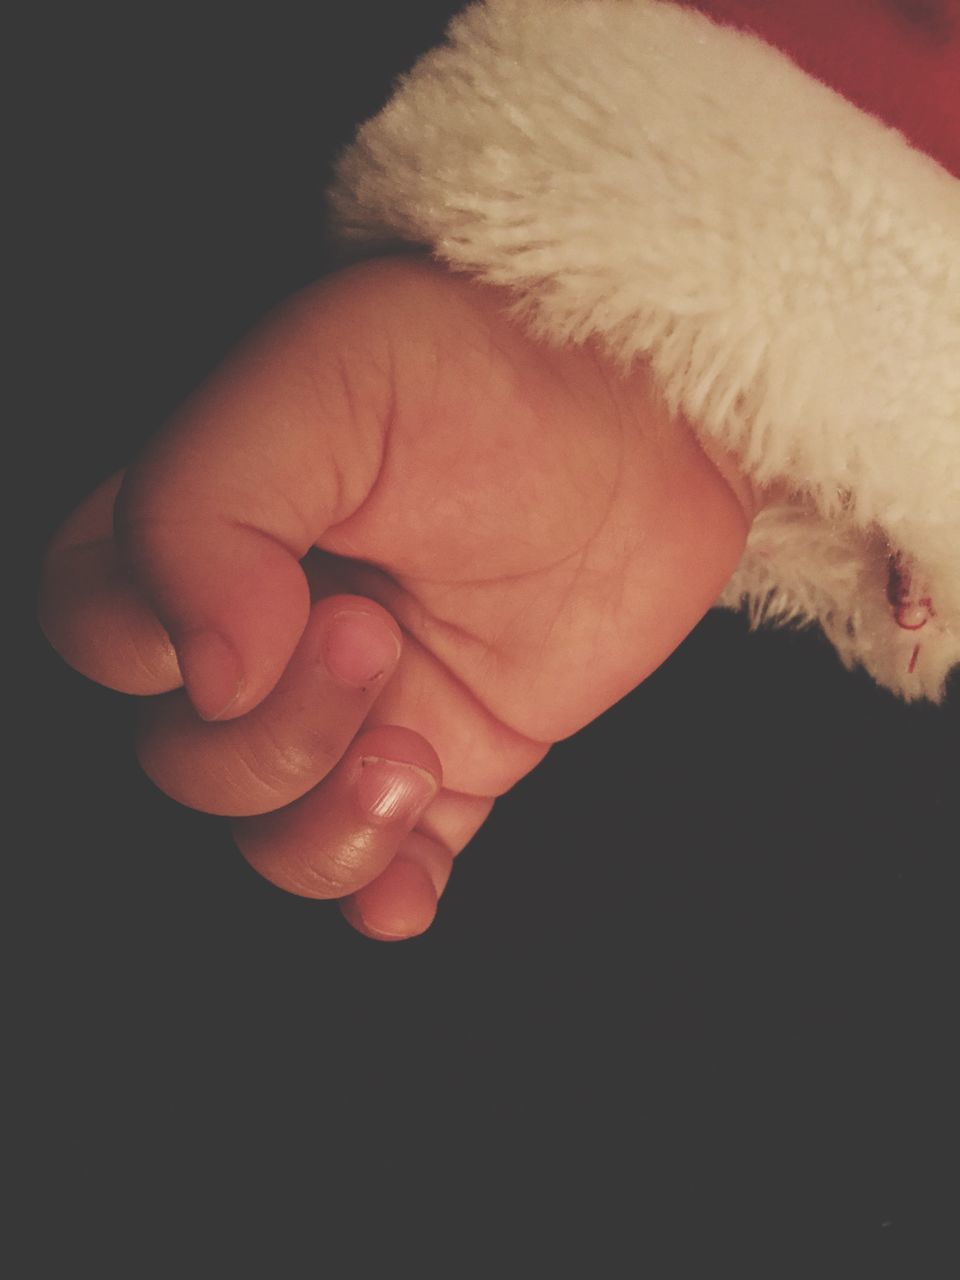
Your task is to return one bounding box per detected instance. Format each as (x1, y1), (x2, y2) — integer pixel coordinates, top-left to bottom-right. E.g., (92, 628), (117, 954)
(231, 725), (442, 900)
(340, 831), (453, 941)
(38, 472), (182, 695)
(341, 791), (495, 940)
(135, 595), (402, 816)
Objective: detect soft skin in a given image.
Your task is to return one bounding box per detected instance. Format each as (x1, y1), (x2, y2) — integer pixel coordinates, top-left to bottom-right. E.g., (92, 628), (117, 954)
(39, 257), (755, 940)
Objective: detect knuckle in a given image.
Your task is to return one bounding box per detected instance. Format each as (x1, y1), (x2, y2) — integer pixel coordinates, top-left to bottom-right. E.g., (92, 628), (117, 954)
(298, 833), (382, 898)
(232, 722), (344, 807)
(234, 822), (377, 901)
(295, 843), (368, 899)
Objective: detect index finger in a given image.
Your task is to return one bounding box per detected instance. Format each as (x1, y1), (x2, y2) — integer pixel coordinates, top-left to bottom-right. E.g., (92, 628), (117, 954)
(111, 260), (406, 721)
(38, 470), (182, 695)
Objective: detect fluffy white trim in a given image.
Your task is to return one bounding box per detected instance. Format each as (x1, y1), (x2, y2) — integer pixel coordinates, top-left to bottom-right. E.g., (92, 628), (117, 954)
(329, 0), (960, 700)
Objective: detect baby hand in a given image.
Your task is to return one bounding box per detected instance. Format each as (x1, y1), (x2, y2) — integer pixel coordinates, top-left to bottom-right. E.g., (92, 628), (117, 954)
(39, 257), (754, 939)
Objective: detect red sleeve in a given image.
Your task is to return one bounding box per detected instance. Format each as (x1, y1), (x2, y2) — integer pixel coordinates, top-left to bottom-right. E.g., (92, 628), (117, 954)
(683, 0), (960, 176)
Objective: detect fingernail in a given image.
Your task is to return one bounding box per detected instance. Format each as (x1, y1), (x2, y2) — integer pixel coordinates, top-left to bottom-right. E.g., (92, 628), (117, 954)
(322, 610), (401, 690)
(176, 628), (244, 721)
(357, 758), (438, 825)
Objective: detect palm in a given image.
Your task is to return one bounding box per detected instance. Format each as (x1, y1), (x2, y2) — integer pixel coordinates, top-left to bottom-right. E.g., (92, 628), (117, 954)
(316, 273), (748, 797)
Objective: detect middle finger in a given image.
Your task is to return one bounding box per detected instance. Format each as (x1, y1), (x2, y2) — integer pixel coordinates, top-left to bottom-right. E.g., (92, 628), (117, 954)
(135, 594), (402, 816)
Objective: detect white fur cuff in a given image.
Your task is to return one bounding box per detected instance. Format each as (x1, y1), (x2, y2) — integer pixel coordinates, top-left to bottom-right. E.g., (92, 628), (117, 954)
(329, 0), (960, 700)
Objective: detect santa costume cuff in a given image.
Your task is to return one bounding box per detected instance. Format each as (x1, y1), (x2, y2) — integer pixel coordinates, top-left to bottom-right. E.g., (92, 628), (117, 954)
(328, 0), (960, 701)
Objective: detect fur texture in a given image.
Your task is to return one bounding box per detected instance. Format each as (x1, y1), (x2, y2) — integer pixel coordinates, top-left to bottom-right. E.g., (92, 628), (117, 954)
(328, 0), (960, 699)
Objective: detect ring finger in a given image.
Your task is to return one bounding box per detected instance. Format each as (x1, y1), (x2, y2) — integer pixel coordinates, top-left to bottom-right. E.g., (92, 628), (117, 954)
(231, 724), (442, 900)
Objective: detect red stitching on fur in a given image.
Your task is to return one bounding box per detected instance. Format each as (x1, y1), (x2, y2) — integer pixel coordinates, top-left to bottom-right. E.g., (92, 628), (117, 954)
(887, 553), (935, 642)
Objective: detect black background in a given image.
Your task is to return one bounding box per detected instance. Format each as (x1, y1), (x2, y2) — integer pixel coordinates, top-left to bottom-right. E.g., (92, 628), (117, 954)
(18, 3), (958, 1269)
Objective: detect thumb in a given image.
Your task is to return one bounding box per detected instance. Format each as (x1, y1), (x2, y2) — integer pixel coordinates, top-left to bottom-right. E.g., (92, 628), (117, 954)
(114, 262), (398, 721)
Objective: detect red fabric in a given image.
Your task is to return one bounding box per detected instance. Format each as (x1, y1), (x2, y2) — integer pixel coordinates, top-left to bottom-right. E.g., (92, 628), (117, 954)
(681, 0), (960, 178)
